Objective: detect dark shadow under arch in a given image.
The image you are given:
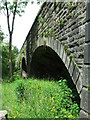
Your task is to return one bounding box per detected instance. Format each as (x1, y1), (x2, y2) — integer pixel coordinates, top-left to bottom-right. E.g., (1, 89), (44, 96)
(21, 57), (27, 73)
(30, 45), (80, 106)
(30, 46), (71, 80)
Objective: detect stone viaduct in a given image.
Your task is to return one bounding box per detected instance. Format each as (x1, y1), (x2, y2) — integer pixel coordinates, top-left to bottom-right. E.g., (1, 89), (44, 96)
(16, 1), (90, 118)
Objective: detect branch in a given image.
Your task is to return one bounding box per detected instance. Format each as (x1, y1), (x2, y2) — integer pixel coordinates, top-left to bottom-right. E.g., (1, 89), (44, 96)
(11, 0), (18, 34)
(5, 1), (11, 33)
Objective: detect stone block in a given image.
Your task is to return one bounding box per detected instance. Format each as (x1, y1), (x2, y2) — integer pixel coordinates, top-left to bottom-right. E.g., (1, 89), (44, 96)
(62, 50), (67, 64)
(53, 40), (56, 51)
(80, 87), (90, 114)
(57, 42), (61, 56)
(84, 43), (90, 64)
(83, 65), (90, 87)
(69, 61), (75, 77)
(76, 75), (83, 94)
(0, 110), (8, 119)
(85, 22), (90, 42)
(50, 38), (54, 49)
(65, 56), (70, 70)
(80, 110), (88, 118)
(86, 2), (90, 22)
(59, 44), (64, 59)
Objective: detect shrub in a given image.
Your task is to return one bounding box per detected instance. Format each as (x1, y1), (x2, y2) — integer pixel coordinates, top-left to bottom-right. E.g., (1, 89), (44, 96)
(14, 79), (26, 101)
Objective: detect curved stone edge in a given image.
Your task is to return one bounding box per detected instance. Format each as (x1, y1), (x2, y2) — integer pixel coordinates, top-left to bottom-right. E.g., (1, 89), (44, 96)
(37, 37), (82, 93)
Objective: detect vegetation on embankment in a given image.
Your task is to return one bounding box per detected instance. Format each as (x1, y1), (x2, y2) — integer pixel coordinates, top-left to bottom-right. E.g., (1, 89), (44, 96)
(2, 78), (80, 118)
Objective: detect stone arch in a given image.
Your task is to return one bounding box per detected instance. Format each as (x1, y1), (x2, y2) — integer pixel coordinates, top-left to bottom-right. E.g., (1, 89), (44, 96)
(30, 46), (71, 80)
(30, 40), (80, 111)
(32, 37), (83, 95)
(21, 57), (27, 78)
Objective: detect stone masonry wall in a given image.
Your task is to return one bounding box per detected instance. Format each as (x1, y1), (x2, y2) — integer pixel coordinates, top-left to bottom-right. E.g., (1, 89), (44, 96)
(37, 2), (86, 71)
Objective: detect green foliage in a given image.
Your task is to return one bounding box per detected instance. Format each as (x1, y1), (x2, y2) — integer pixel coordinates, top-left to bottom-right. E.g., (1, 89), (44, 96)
(58, 19), (64, 26)
(21, 49), (25, 54)
(0, 0), (28, 17)
(0, 26), (6, 44)
(57, 2), (61, 9)
(88, 85), (90, 91)
(2, 42), (18, 79)
(64, 45), (70, 56)
(38, 16), (43, 23)
(66, 2), (73, 10)
(43, 40), (46, 45)
(49, 28), (54, 36)
(15, 79), (26, 101)
(2, 78), (80, 118)
(63, 44), (78, 67)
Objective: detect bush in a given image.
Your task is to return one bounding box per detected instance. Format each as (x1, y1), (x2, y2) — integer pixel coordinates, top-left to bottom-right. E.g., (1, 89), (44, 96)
(14, 79), (26, 101)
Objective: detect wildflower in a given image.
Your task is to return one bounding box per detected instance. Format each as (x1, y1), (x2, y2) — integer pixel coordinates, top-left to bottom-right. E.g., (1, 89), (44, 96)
(52, 106), (55, 109)
(68, 115), (72, 118)
(22, 106), (24, 108)
(16, 111), (18, 114)
(11, 112), (14, 115)
(61, 108), (62, 110)
(14, 116), (16, 118)
(37, 109), (39, 111)
(8, 80), (10, 83)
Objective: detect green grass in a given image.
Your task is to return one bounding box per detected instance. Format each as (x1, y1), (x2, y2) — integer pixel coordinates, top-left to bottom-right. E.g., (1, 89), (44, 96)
(2, 78), (80, 118)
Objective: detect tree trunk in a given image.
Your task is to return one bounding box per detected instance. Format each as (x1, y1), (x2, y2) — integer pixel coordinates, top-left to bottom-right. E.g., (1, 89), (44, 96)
(9, 32), (13, 78)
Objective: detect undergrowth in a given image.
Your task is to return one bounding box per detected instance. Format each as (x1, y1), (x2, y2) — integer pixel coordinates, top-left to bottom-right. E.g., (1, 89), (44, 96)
(2, 78), (80, 118)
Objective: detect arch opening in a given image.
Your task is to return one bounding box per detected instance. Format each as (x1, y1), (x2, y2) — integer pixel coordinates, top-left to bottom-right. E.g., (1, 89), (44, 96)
(30, 46), (70, 80)
(30, 46), (80, 106)
(21, 57), (27, 73)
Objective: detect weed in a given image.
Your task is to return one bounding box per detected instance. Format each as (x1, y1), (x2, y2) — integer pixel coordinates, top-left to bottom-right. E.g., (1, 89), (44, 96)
(2, 78), (80, 118)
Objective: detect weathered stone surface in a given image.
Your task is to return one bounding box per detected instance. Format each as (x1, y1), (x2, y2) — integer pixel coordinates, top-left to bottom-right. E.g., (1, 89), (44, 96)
(80, 110), (88, 118)
(65, 56), (70, 70)
(73, 66), (80, 84)
(0, 111), (7, 120)
(76, 74), (83, 94)
(68, 61), (75, 77)
(57, 41), (61, 56)
(84, 43), (90, 64)
(83, 65), (90, 87)
(85, 22), (90, 42)
(86, 2), (90, 22)
(62, 50), (67, 64)
(80, 87), (90, 114)
(59, 45), (64, 59)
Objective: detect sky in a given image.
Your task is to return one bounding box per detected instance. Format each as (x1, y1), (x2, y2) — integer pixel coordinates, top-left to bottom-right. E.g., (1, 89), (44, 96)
(0, 1), (42, 51)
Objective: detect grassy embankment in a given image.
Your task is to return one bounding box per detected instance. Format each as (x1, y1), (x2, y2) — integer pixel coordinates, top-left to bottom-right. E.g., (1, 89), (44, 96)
(2, 78), (80, 118)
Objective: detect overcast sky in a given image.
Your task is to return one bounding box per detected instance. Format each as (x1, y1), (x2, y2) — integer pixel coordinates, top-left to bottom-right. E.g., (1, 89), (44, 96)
(0, 1), (42, 51)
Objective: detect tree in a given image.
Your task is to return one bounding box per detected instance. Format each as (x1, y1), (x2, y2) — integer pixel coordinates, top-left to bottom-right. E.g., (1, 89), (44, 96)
(0, 26), (5, 44)
(0, 0), (28, 78)
(2, 42), (18, 79)
(0, 0), (43, 78)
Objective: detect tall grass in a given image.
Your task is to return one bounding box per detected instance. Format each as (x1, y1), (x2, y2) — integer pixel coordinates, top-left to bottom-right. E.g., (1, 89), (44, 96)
(2, 78), (80, 118)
